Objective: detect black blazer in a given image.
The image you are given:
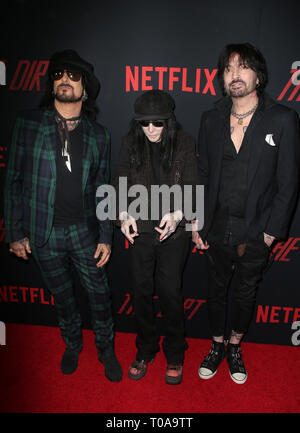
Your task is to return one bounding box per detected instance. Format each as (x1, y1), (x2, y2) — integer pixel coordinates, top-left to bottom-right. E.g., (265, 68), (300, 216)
(197, 93), (300, 242)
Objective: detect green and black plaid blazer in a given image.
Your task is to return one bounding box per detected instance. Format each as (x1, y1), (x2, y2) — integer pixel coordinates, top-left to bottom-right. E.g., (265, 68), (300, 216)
(4, 108), (112, 247)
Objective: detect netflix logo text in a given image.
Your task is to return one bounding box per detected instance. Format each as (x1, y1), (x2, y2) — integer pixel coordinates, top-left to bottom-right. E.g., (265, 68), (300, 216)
(0, 285), (54, 305)
(256, 305), (300, 324)
(125, 65), (218, 94)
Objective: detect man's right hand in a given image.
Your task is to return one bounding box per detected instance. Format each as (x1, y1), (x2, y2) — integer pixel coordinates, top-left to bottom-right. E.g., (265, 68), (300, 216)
(192, 231), (210, 250)
(120, 213), (139, 244)
(9, 237), (31, 260)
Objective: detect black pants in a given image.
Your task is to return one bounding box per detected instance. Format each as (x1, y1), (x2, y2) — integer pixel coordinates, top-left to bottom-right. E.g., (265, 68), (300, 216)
(128, 229), (190, 364)
(206, 240), (270, 337)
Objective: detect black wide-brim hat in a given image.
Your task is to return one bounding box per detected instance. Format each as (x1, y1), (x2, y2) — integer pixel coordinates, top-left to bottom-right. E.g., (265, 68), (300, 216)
(48, 49), (100, 100)
(134, 89), (175, 120)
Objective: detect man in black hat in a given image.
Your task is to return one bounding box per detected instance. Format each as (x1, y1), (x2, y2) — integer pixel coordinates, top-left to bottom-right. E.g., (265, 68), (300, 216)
(113, 90), (199, 384)
(4, 50), (122, 382)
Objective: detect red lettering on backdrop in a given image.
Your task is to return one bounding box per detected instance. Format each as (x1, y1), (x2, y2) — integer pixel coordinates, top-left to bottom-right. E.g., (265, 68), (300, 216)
(283, 307), (294, 323)
(256, 305), (300, 324)
(294, 308), (300, 322)
(0, 218), (5, 242)
(141, 66), (153, 90)
(256, 305), (269, 323)
(125, 65), (139, 91)
(0, 285), (54, 305)
(19, 286), (28, 302)
(270, 306), (281, 323)
(278, 70), (300, 102)
(279, 238), (300, 261)
(28, 60), (48, 91)
(125, 66), (217, 94)
(0, 148), (6, 169)
(202, 68), (217, 95)
(10, 60), (49, 91)
(169, 67), (181, 91)
(155, 66), (167, 89)
(0, 286), (8, 302)
(182, 68), (193, 92)
(195, 68), (201, 93)
(270, 237), (300, 261)
(10, 60), (31, 90)
(22, 60), (38, 90)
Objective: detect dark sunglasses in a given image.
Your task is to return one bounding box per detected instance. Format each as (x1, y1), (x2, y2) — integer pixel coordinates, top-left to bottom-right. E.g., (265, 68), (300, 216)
(138, 120), (164, 127)
(51, 69), (82, 82)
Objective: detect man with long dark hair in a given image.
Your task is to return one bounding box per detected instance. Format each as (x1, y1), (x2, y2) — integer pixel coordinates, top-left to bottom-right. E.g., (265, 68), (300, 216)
(114, 90), (199, 384)
(193, 43), (299, 383)
(4, 50), (122, 382)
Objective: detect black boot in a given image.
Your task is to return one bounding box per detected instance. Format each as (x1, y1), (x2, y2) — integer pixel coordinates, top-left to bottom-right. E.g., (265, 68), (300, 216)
(98, 351), (123, 382)
(61, 347), (82, 375)
(227, 343), (248, 384)
(198, 340), (226, 380)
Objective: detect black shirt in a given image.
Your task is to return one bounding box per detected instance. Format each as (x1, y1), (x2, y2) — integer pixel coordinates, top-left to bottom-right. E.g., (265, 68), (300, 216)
(208, 119), (250, 245)
(54, 123), (85, 227)
(148, 139), (161, 226)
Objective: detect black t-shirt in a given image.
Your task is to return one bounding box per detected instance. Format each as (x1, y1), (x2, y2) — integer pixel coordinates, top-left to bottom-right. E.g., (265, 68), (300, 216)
(53, 123), (85, 227)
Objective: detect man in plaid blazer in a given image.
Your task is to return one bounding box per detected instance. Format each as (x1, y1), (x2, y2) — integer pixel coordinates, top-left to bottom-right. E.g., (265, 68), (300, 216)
(4, 50), (122, 382)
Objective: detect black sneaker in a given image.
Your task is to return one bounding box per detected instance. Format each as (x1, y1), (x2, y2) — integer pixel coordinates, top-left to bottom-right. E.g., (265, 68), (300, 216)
(61, 347), (82, 375)
(227, 343), (248, 384)
(198, 341), (226, 380)
(99, 352), (123, 382)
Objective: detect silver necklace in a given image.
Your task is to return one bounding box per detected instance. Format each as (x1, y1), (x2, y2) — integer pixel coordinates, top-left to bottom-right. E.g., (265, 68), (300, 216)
(231, 102), (258, 125)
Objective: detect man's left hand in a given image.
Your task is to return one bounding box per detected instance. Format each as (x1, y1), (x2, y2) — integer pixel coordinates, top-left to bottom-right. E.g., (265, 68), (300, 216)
(94, 243), (111, 267)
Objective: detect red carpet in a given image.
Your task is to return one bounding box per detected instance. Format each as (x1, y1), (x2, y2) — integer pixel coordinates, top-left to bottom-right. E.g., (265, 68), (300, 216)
(0, 323), (299, 413)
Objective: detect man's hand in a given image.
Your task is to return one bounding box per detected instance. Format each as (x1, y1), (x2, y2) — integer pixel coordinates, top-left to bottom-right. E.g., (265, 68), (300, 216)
(191, 221), (209, 250)
(263, 232), (275, 247)
(9, 237), (31, 260)
(120, 212), (139, 244)
(155, 210), (183, 242)
(94, 243), (111, 267)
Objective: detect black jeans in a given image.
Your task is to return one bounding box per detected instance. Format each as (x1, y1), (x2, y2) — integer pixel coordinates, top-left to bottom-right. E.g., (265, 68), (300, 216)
(206, 239), (270, 337)
(128, 228), (190, 364)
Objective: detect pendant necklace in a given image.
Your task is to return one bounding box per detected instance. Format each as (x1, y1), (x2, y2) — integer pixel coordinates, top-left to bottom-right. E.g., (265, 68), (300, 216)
(231, 102), (258, 125)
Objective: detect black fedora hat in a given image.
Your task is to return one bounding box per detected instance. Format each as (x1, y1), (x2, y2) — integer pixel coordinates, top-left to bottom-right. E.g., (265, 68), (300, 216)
(134, 89), (175, 120)
(48, 49), (100, 100)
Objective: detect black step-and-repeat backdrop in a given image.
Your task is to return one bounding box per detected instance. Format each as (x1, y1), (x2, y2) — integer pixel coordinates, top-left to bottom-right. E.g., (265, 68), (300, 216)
(1, 0), (300, 346)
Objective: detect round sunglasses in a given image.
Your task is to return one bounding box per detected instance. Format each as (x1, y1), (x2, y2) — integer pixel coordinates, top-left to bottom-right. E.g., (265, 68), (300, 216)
(138, 120), (164, 127)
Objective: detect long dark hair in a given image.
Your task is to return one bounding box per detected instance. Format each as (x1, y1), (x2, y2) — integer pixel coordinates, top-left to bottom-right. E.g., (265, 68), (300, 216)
(126, 114), (181, 172)
(217, 43), (268, 96)
(39, 75), (99, 121)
